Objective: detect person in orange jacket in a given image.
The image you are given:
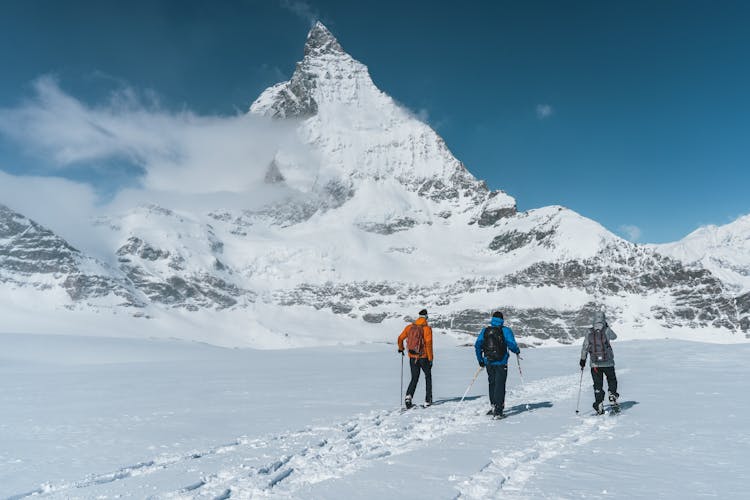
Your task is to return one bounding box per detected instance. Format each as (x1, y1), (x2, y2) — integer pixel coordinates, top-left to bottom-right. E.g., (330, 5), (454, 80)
(398, 308), (434, 408)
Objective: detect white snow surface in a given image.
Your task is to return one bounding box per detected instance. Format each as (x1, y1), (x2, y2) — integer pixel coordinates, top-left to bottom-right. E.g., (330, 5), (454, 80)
(2, 332), (747, 499)
(653, 214), (750, 293)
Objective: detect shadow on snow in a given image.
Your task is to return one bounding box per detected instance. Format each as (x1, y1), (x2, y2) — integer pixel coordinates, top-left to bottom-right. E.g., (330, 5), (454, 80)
(504, 401), (554, 417)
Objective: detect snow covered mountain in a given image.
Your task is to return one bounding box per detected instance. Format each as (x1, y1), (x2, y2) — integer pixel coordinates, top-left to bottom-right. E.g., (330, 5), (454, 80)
(0, 204), (142, 309)
(652, 214), (750, 293)
(1, 23), (748, 345)
(249, 22), (515, 226)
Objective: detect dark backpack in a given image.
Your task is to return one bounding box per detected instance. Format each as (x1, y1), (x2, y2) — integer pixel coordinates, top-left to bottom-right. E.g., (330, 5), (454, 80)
(588, 326), (612, 363)
(406, 324), (425, 355)
(482, 326), (507, 361)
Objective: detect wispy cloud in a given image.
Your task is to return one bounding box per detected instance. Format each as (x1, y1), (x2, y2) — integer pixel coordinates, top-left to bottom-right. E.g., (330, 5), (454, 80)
(0, 76), (324, 250)
(279, 0), (319, 25)
(0, 76), (314, 194)
(536, 104), (554, 120)
(619, 224), (642, 242)
(257, 64), (287, 85)
(0, 171), (106, 256)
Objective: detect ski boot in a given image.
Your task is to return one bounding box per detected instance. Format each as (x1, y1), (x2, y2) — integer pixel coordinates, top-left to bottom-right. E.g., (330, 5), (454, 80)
(493, 405), (505, 419)
(424, 400), (432, 407)
(593, 401), (605, 415)
(608, 392), (620, 412)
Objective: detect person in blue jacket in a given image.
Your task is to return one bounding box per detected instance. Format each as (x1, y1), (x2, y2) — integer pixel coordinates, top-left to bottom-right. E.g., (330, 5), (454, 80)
(474, 311), (521, 417)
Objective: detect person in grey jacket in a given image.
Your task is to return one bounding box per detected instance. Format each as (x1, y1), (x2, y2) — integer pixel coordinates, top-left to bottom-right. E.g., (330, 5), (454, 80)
(580, 311), (618, 414)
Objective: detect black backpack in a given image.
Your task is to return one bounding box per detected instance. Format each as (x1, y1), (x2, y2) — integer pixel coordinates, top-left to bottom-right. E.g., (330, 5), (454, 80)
(588, 326), (612, 363)
(482, 326), (507, 361)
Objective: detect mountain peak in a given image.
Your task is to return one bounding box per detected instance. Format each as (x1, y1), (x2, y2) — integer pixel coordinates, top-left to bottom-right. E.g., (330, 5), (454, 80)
(304, 22), (344, 57)
(250, 21), (366, 117)
(249, 21), (515, 212)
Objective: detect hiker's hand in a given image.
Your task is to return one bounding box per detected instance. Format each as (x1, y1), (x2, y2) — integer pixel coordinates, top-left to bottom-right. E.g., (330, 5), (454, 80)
(579, 359), (586, 369)
(429, 360), (433, 368)
(479, 361), (485, 368)
(398, 349), (404, 355)
(516, 352), (523, 360)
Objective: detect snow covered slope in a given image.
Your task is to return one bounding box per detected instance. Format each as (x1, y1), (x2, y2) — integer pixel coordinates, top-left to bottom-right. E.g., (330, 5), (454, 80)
(3, 333), (748, 498)
(653, 214), (750, 293)
(1, 22), (748, 346)
(250, 22), (515, 222)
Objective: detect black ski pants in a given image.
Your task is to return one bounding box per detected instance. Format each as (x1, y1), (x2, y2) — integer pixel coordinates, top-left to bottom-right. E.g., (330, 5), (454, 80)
(591, 366), (618, 404)
(406, 357), (432, 403)
(486, 364), (508, 409)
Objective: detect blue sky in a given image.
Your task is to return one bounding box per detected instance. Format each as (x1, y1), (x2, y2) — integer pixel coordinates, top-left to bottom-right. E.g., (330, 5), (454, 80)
(0, 0), (748, 243)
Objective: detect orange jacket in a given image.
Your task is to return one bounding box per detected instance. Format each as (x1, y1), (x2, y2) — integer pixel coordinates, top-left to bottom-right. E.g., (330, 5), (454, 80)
(397, 317), (433, 361)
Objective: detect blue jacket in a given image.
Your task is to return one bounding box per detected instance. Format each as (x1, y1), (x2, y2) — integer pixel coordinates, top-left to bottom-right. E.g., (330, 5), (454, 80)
(474, 317), (520, 366)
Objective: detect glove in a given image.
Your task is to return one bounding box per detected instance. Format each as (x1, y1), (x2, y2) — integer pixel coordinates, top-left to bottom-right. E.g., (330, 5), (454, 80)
(515, 351), (523, 360)
(429, 360), (433, 369)
(579, 359), (586, 369)
(398, 349), (404, 355)
(479, 361), (485, 368)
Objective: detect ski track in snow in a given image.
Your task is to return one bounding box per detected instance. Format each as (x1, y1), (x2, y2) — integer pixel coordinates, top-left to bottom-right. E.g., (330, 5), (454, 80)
(453, 412), (618, 500)
(11, 371), (626, 499)
(454, 369), (630, 500)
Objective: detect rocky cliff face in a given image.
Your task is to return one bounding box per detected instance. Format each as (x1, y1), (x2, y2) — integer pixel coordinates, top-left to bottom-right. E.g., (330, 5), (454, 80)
(0, 204), (141, 308)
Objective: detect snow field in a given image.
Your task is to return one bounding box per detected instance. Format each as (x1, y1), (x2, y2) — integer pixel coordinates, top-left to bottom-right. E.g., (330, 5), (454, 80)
(1, 334), (748, 499)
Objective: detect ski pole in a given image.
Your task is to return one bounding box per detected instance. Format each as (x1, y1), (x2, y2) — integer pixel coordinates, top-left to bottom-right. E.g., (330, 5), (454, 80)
(575, 367), (584, 414)
(516, 353), (525, 384)
(459, 366), (484, 404)
(400, 351), (405, 409)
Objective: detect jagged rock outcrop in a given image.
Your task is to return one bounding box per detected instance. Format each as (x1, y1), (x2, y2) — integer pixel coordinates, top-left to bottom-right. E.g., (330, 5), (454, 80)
(0, 204), (142, 307)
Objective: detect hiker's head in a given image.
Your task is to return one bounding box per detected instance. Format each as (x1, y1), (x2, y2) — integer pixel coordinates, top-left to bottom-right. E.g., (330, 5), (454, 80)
(592, 311), (606, 325)
(490, 311), (504, 326)
(418, 309), (428, 319)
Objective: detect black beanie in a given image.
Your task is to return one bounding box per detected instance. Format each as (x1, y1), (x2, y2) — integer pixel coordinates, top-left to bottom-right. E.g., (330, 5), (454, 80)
(492, 311), (503, 319)
(418, 309), (428, 317)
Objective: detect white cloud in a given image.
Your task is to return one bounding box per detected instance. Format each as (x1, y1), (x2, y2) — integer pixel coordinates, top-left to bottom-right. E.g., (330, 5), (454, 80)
(536, 104), (554, 119)
(0, 171), (108, 257)
(279, 0), (319, 25)
(257, 64), (287, 85)
(0, 77), (327, 256)
(0, 76), (316, 195)
(619, 224), (642, 242)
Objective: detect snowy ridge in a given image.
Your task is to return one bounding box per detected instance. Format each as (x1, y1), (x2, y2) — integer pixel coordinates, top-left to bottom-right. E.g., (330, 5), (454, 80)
(0, 204), (142, 309)
(250, 22), (515, 217)
(653, 214), (750, 293)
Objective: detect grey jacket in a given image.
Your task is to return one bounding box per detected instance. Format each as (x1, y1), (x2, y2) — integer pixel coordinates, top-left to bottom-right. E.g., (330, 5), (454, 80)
(580, 311), (617, 368)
